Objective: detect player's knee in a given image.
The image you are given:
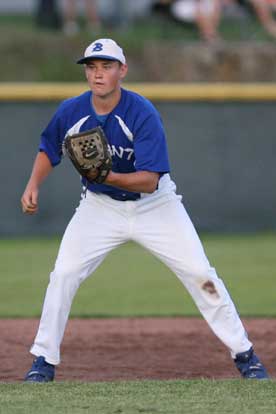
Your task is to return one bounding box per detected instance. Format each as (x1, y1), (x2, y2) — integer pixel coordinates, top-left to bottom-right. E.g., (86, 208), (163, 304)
(197, 275), (229, 306)
(187, 265), (228, 302)
(187, 262), (215, 281)
(50, 264), (84, 285)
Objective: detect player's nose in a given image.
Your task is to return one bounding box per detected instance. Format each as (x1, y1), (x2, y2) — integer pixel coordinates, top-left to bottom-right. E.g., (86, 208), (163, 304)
(95, 68), (104, 78)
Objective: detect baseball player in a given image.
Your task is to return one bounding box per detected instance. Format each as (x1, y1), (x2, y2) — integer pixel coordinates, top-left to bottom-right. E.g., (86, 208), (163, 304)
(21, 38), (268, 382)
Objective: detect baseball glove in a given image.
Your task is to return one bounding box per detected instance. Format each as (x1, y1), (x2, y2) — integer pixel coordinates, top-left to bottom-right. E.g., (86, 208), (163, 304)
(63, 126), (112, 184)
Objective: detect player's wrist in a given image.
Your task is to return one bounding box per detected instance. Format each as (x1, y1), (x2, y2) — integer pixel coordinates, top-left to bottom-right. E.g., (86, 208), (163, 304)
(103, 170), (116, 185)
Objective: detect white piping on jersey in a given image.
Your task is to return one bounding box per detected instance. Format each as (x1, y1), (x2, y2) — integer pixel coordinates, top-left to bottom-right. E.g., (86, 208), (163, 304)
(64, 115), (90, 138)
(115, 115), (134, 142)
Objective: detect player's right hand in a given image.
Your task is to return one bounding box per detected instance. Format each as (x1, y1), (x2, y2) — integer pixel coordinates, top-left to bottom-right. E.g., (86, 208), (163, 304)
(21, 187), (39, 215)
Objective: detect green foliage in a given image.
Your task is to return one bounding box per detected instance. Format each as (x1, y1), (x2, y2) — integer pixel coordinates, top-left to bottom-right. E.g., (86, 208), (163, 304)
(0, 233), (275, 317)
(0, 14), (273, 82)
(0, 380), (276, 414)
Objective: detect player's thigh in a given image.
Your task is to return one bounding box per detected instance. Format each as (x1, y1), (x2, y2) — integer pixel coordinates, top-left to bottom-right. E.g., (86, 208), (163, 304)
(134, 198), (210, 276)
(55, 194), (127, 268)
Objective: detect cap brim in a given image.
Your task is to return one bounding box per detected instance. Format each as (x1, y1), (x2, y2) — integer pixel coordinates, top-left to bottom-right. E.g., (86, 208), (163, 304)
(76, 55), (120, 64)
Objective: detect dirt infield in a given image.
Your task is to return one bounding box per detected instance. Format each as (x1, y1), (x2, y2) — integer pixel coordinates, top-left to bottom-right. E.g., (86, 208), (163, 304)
(1, 318), (275, 382)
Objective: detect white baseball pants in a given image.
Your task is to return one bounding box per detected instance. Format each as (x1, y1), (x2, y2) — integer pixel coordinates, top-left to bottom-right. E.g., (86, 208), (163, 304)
(31, 175), (252, 365)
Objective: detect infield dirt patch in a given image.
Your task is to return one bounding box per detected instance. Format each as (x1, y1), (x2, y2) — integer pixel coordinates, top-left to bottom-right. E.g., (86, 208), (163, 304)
(1, 318), (275, 382)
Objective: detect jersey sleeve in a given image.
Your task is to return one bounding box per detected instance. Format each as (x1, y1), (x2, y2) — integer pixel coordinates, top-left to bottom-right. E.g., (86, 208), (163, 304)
(39, 103), (67, 166)
(133, 111), (170, 174)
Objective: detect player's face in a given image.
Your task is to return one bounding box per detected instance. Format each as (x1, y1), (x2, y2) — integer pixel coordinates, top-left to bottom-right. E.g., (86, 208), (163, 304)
(85, 59), (128, 98)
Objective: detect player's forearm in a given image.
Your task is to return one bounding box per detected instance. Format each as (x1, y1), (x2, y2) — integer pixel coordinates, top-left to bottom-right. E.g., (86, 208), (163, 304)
(26, 151), (53, 189)
(104, 171), (159, 193)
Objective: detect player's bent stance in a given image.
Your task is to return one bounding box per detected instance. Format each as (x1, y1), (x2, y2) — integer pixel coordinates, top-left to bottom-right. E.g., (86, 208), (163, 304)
(22, 39), (269, 382)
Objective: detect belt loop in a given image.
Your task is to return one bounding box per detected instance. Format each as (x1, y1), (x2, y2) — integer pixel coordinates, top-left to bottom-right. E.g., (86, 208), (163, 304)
(82, 180), (88, 198)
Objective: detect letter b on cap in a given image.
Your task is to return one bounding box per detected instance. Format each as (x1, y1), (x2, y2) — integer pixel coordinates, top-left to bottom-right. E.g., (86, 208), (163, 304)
(92, 43), (103, 52)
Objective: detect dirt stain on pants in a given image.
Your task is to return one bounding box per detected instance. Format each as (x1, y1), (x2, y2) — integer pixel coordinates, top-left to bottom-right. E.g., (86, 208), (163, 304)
(202, 280), (220, 299)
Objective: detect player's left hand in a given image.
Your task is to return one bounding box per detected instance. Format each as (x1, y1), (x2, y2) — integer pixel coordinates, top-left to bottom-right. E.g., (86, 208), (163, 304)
(63, 126), (112, 184)
(85, 168), (100, 182)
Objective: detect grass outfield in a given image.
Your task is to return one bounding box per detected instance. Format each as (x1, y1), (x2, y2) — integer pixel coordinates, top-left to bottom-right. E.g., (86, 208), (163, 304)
(0, 232), (275, 317)
(0, 234), (275, 412)
(0, 380), (276, 414)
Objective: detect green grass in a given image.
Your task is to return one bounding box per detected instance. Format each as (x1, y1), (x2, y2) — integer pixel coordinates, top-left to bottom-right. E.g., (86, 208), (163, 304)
(0, 233), (275, 318)
(0, 233), (275, 412)
(0, 380), (276, 414)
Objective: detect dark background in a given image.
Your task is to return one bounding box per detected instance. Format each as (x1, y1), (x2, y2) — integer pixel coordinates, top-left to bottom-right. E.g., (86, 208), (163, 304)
(2, 100), (275, 236)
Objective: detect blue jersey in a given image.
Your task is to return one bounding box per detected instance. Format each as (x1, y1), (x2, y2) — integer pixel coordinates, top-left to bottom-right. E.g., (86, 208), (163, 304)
(39, 88), (170, 201)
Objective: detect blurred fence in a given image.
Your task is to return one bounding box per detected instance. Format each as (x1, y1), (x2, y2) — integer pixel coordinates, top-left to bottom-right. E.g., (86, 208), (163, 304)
(1, 83), (275, 236)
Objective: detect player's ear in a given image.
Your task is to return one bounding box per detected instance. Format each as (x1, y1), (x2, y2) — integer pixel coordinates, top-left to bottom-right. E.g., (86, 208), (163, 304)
(84, 65), (89, 81)
(119, 63), (128, 80)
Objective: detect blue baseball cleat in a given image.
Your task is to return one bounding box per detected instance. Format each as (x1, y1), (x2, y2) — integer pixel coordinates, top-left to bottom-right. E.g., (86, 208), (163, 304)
(24, 356), (55, 383)
(234, 347), (269, 379)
